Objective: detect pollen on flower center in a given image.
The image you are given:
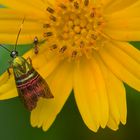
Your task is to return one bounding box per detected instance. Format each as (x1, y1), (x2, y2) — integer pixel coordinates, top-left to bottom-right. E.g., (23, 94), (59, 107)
(43, 0), (105, 60)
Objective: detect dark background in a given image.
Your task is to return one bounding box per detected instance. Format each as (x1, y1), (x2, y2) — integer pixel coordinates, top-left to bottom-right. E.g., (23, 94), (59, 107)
(0, 42), (140, 140)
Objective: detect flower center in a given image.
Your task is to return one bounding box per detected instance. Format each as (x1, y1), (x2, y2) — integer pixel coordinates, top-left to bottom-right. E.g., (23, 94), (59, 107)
(43, 0), (105, 60)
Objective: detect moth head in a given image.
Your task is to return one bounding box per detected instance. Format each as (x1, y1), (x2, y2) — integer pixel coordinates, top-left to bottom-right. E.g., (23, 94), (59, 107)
(10, 50), (18, 58)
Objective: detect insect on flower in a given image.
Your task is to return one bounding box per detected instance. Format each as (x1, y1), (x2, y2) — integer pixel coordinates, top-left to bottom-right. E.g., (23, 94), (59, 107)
(33, 36), (39, 54)
(0, 19), (54, 111)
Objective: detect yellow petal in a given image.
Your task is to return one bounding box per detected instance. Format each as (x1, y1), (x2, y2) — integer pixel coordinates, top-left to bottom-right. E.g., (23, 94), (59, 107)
(106, 42), (140, 79)
(74, 57), (108, 132)
(0, 8), (43, 20)
(117, 42), (140, 63)
(0, 9), (44, 44)
(101, 0), (113, 8)
(94, 54), (127, 130)
(73, 59), (100, 132)
(31, 60), (73, 131)
(43, 0), (56, 6)
(104, 0), (139, 14)
(0, 69), (18, 100)
(104, 18), (140, 41)
(106, 1), (140, 18)
(105, 18), (140, 30)
(107, 117), (119, 131)
(99, 41), (140, 91)
(104, 1), (140, 41)
(90, 58), (109, 128)
(103, 30), (140, 41)
(0, 1), (46, 18)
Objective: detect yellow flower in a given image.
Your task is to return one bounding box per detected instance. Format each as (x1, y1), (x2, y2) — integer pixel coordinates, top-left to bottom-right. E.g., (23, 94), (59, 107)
(0, 0), (140, 132)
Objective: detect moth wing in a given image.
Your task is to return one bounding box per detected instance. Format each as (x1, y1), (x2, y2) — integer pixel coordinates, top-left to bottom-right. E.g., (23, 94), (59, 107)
(38, 73), (54, 99)
(15, 68), (53, 111)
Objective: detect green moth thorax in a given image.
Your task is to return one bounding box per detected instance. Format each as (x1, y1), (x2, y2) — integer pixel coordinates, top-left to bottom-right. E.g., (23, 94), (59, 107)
(12, 56), (32, 78)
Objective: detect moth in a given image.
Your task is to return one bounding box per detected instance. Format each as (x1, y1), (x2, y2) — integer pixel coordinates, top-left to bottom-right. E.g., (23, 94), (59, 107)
(0, 19), (53, 111)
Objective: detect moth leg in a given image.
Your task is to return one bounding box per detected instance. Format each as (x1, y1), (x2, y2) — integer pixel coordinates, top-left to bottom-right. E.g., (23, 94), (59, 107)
(7, 65), (13, 78)
(26, 57), (32, 66)
(8, 59), (12, 65)
(7, 68), (11, 77)
(7, 60), (13, 78)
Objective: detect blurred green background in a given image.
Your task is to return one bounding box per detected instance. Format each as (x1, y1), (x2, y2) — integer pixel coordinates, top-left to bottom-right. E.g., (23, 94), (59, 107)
(0, 42), (140, 140)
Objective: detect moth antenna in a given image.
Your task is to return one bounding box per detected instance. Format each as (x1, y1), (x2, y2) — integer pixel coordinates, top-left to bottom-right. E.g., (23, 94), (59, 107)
(0, 44), (11, 53)
(14, 17), (25, 51)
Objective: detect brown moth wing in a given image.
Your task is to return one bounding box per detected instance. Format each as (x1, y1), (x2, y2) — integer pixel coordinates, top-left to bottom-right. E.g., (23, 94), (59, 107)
(14, 68), (53, 111)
